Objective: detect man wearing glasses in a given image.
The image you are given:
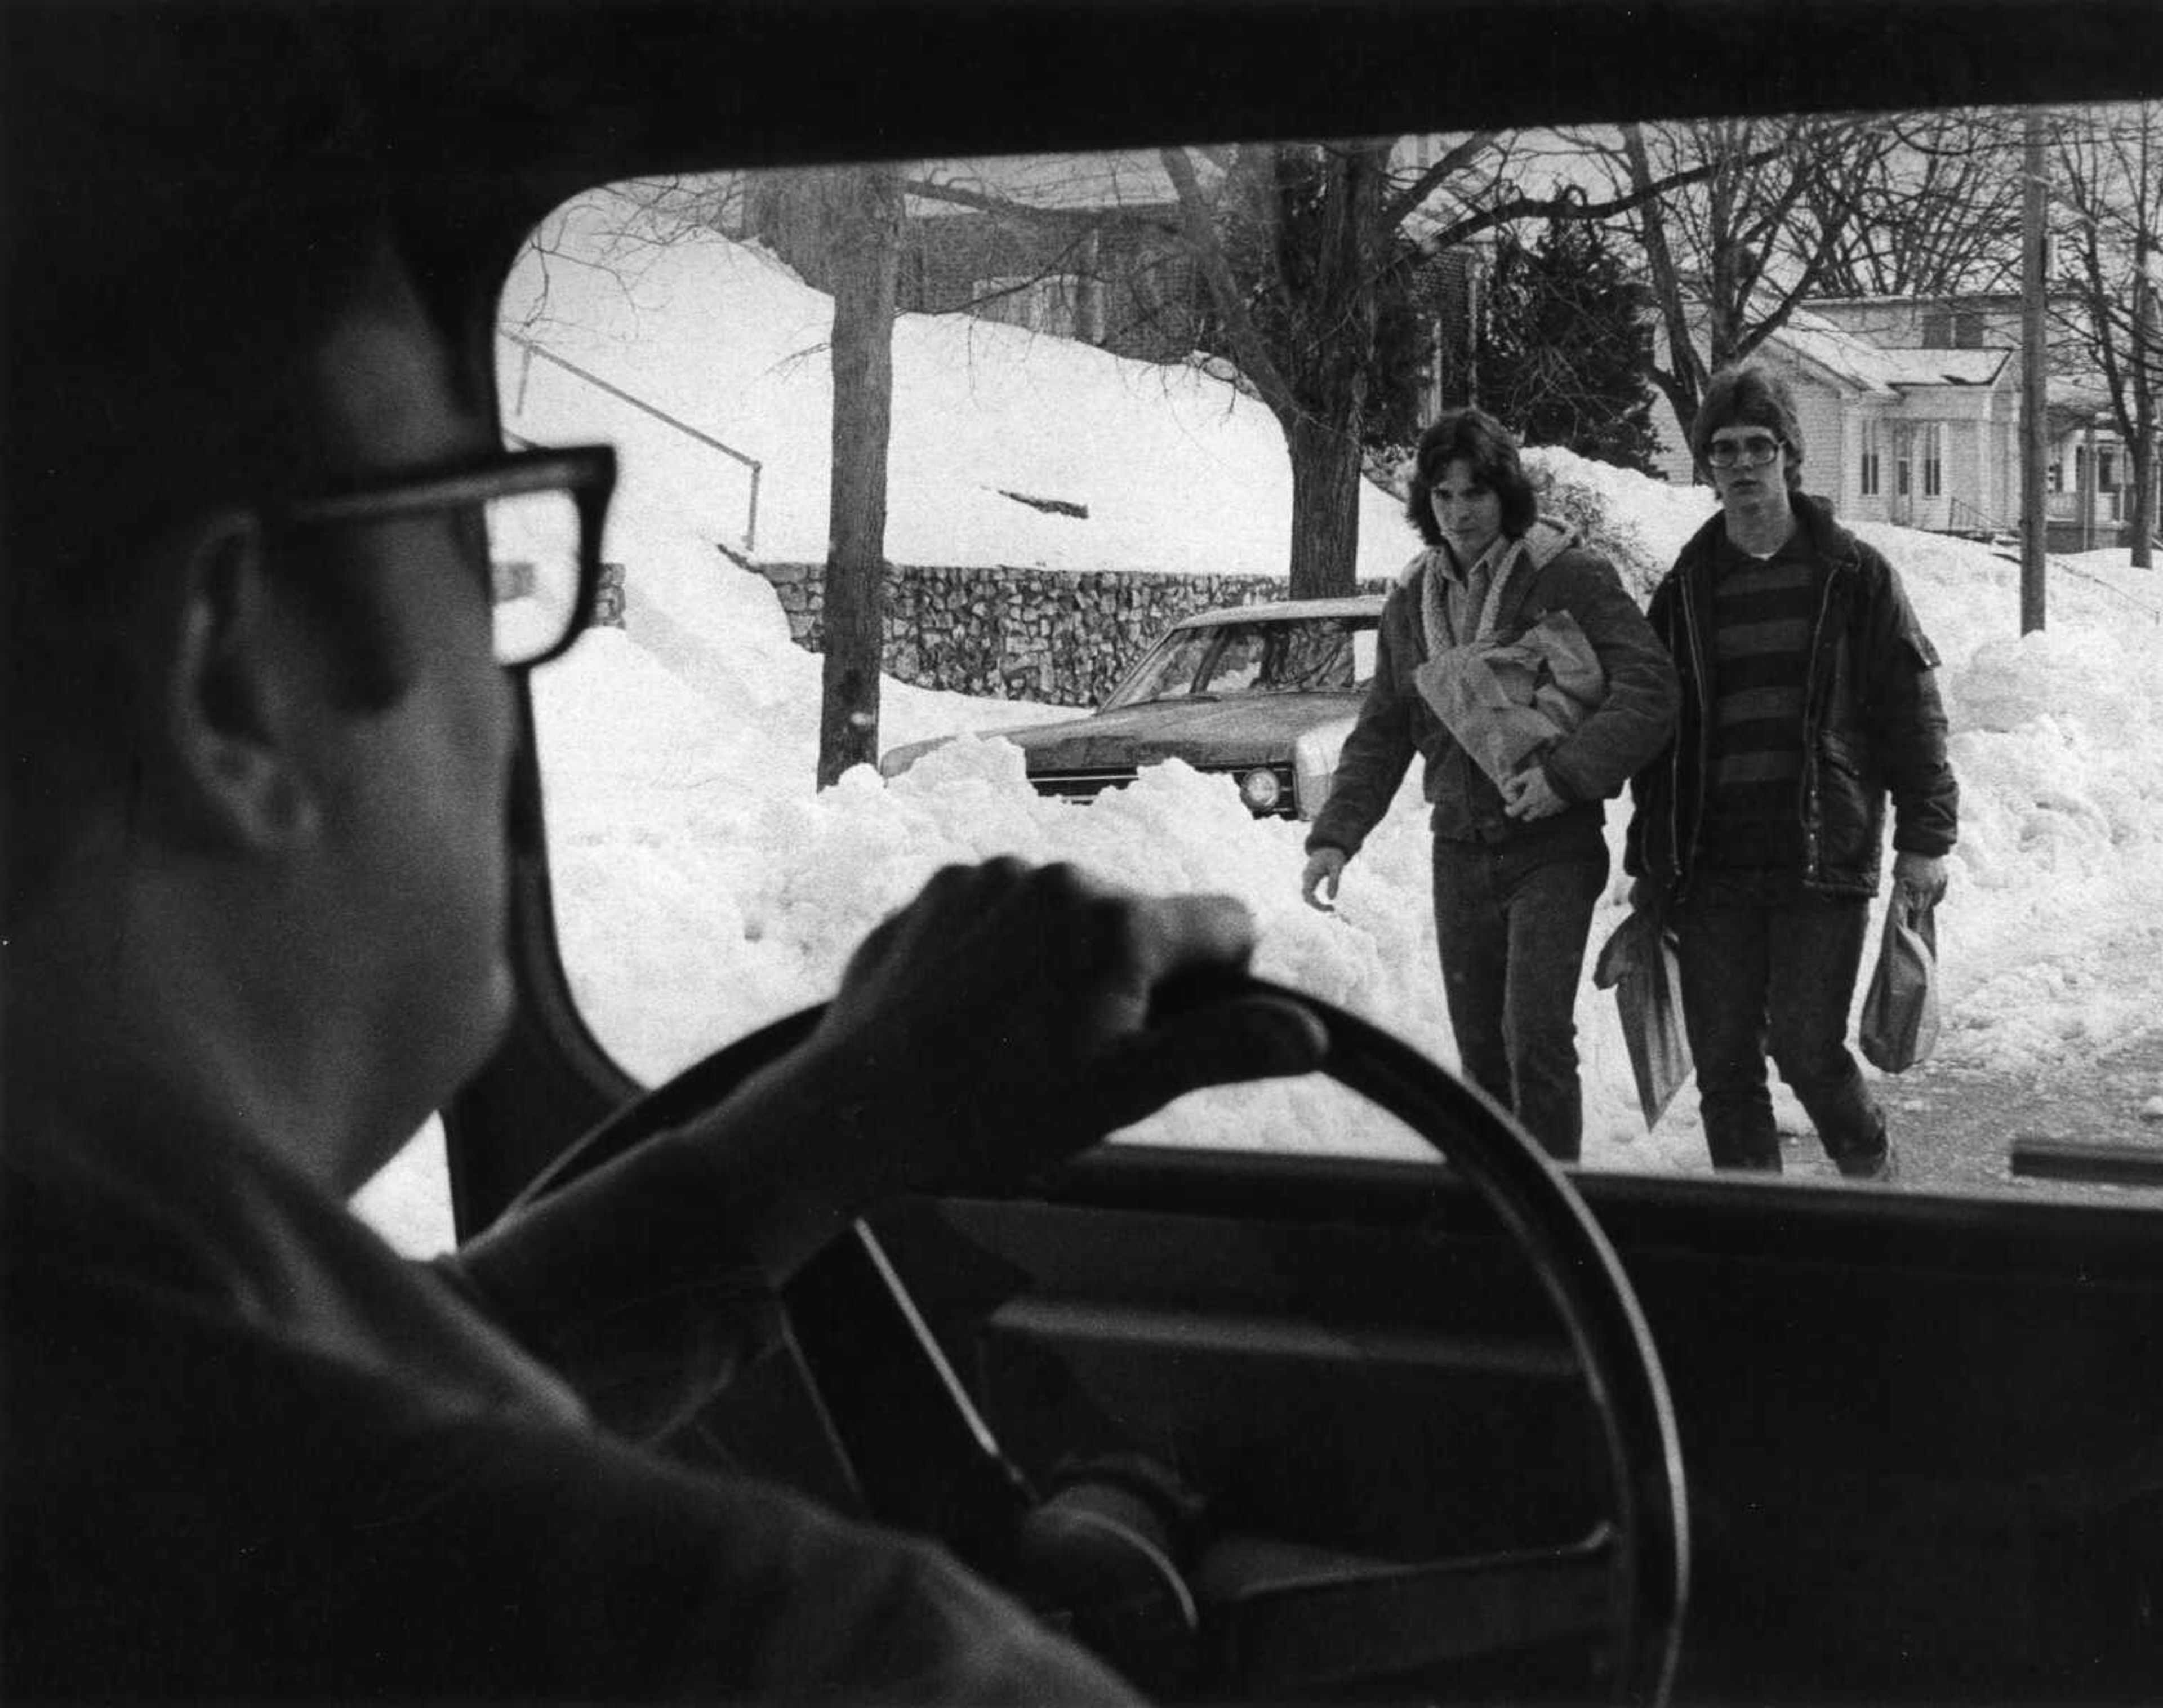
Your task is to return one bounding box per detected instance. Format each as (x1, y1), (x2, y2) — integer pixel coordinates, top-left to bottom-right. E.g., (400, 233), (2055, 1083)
(2, 14), (1320, 1700)
(1625, 363), (1958, 1178)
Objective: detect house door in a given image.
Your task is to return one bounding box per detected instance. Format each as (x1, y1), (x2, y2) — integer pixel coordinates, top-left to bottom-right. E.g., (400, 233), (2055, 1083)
(1889, 422), (1916, 527)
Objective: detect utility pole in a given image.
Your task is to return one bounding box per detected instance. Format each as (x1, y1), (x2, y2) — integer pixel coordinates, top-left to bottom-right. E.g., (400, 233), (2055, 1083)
(2133, 131), (2156, 571)
(2020, 108), (2049, 634)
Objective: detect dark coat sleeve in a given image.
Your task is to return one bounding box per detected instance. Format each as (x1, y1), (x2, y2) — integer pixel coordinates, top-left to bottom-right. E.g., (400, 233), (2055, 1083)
(1540, 550), (1680, 807)
(1621, 572), (1683, 880)
(1303, 591), (1419, 859)
(445, 1147), (790, 1443)
(5, 1268), (1145, 1706)
(1857, 550), (1959, 857)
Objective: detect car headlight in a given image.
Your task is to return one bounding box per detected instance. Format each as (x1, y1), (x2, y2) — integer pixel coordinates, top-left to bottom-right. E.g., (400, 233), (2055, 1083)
(1238, 767), (1282, 813)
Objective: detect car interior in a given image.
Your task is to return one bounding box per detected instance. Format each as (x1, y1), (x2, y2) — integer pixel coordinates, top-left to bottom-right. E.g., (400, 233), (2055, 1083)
(310, 3), (2163, 1702)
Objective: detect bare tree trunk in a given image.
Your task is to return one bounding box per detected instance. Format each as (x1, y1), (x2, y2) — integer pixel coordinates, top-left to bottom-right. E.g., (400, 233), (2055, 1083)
(2132, 438), (2157, 568)
(2021, 110), (2049, 634)
(817, 166), (902, 788)
(2048, 104), (2163, 573)
(2133, 239), (2157, 570)
(1286, 416), (1365, 598)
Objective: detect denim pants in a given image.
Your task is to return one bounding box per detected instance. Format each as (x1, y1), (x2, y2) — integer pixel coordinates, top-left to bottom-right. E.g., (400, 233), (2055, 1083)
(1671, 873), (1885, 1172)
(1430, 819), (1609, 1162)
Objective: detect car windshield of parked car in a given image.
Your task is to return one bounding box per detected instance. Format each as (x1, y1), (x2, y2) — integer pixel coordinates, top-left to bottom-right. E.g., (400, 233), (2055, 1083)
(1103, 617), (1377, 707)
(449, 113), (2163, 1214)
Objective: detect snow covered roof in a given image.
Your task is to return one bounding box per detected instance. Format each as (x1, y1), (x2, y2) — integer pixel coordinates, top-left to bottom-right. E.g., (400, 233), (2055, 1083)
(1880, 348), (2011, 388)
(1760, 306), (1902, 396)
(905, 152), (1214, 217)
(1761, 303), (2012, 394)
(2047, 375), (2115, 418)
(1178, 595), (1387, 625)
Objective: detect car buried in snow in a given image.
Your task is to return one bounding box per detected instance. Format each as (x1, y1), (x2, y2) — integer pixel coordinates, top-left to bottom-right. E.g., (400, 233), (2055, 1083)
(877, 597), (1385, 819)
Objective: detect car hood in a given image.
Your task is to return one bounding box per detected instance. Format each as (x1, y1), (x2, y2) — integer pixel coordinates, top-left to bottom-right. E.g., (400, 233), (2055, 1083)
(994, 694), (1365, 771)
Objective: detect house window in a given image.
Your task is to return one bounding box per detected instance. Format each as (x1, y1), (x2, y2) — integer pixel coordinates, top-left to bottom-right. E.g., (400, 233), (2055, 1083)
(1859, 422), (1881, 497)
(1897, 441), (1912, 497)
(2099, 444), (2119, 492)
(974, 274), (1079, 338)
(1921, 306), (1985, 347)
(2049, 457), (2063, 493)
(1922, 424), (1943, 498)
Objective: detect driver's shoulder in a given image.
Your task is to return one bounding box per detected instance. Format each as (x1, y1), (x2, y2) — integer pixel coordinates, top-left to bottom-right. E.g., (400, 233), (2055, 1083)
(6, 1109), (589, 1439)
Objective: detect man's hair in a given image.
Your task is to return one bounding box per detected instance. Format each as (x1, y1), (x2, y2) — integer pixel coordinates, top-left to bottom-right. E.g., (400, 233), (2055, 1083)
(1689, 363), (1806, 491)
(3, 8), (417, 912)
(1403, 407), (1539, 544)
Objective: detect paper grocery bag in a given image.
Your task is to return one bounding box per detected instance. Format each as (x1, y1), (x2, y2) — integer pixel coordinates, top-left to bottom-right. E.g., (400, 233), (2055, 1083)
(1412, 610), (1605, 788)
(1860, 891), (1940, 1073)
(1593, 909), (1693, 1131)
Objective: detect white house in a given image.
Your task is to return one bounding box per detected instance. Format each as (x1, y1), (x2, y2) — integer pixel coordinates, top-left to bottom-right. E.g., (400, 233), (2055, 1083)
(1652, 292), (2157, 553)
(1649, 301), (2020, 537)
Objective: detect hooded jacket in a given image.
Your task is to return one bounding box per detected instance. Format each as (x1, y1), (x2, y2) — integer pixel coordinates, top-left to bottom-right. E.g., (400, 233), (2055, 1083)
(1625, 492), (1958, 900)
(1307, 517), (1678, 853)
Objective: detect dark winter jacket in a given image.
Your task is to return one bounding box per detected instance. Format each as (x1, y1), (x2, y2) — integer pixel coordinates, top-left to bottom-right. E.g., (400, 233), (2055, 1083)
(3, 1102), (1146, 1704)
(1625, 492), (1959, 901)
(1306, 518), (1679, 855)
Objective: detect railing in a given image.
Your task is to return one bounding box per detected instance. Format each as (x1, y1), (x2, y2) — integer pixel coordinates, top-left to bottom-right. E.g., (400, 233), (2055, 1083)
(1946, 498), (2015, 540)
(500, 332), (763, 557)
(1942, 498), (2160, 625)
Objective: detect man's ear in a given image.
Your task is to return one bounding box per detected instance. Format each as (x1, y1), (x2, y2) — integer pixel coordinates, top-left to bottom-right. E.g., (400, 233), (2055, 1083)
(149, 509), (326, 854)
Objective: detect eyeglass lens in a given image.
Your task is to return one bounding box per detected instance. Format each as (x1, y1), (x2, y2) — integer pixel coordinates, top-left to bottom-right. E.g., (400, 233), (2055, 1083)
(1709, 435), (1780, 468)
(486, 487), (586, 666)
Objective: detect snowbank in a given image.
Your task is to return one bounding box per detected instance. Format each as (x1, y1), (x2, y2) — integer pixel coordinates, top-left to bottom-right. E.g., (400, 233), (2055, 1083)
(501, 196), (1418, 581)
(518, 478), (2163, 1191)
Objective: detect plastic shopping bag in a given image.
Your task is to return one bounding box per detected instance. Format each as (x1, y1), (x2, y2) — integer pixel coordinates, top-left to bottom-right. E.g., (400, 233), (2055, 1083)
(1859, 890), (1940, 1073)
(1592, 909), (1693, 1132)
(1413, 610), (1606, 788)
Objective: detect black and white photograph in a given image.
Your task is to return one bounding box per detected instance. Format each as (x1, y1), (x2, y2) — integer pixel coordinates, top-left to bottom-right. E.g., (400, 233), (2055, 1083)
(6, 2), (2162, 1702)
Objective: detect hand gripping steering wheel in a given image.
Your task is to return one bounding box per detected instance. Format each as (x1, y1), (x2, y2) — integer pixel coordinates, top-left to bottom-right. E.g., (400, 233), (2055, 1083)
(515, 974), (1688, 1705)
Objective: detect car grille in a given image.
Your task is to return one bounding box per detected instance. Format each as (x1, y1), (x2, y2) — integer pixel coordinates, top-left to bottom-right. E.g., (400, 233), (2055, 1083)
(1031, 767), (1137, 803)
(1030, 763), (1298, 816)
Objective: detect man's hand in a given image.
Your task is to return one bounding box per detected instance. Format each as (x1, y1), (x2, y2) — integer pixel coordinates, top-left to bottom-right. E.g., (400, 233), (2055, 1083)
(1501, 766), (1565, 822)
(804, 859), (1329, 1191)
(1301, 847), (1347, 913)
(1893, 851), (1948, 904)
(482, 861), (1329, 1319)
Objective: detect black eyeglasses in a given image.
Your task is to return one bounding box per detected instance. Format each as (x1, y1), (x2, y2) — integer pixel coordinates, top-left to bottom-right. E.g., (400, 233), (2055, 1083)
(1705, 434), (1782, 470)
(269, 444), (618, 670)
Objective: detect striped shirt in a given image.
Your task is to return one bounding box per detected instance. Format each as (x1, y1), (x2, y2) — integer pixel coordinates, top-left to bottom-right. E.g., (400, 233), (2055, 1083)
(1702, 531), (1819, 870)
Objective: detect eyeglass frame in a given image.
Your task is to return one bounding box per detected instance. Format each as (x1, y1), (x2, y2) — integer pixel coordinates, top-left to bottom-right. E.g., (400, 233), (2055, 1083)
(262, 443), (618, 671)
(1703, 433), (1784, 470)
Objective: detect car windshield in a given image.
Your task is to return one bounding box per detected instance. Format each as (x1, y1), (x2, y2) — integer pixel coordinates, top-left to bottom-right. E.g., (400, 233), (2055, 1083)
(346, 102), (2163, 1249)
(1102, 618), (1378, 706)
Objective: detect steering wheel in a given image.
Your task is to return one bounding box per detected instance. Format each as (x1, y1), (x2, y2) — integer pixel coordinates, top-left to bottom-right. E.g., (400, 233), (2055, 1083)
(515, 976), (1687, 1705)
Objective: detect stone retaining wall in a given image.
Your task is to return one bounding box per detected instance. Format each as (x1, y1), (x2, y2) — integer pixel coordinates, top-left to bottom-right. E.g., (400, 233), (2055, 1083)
(499, 561), (627, 628)
(753, 560), (1388, 707)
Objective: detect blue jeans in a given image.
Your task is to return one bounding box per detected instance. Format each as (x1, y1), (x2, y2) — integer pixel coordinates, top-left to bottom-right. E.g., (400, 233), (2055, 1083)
(1671, 872), (1885, 1173)
(1430, 819), (1609, 1162)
